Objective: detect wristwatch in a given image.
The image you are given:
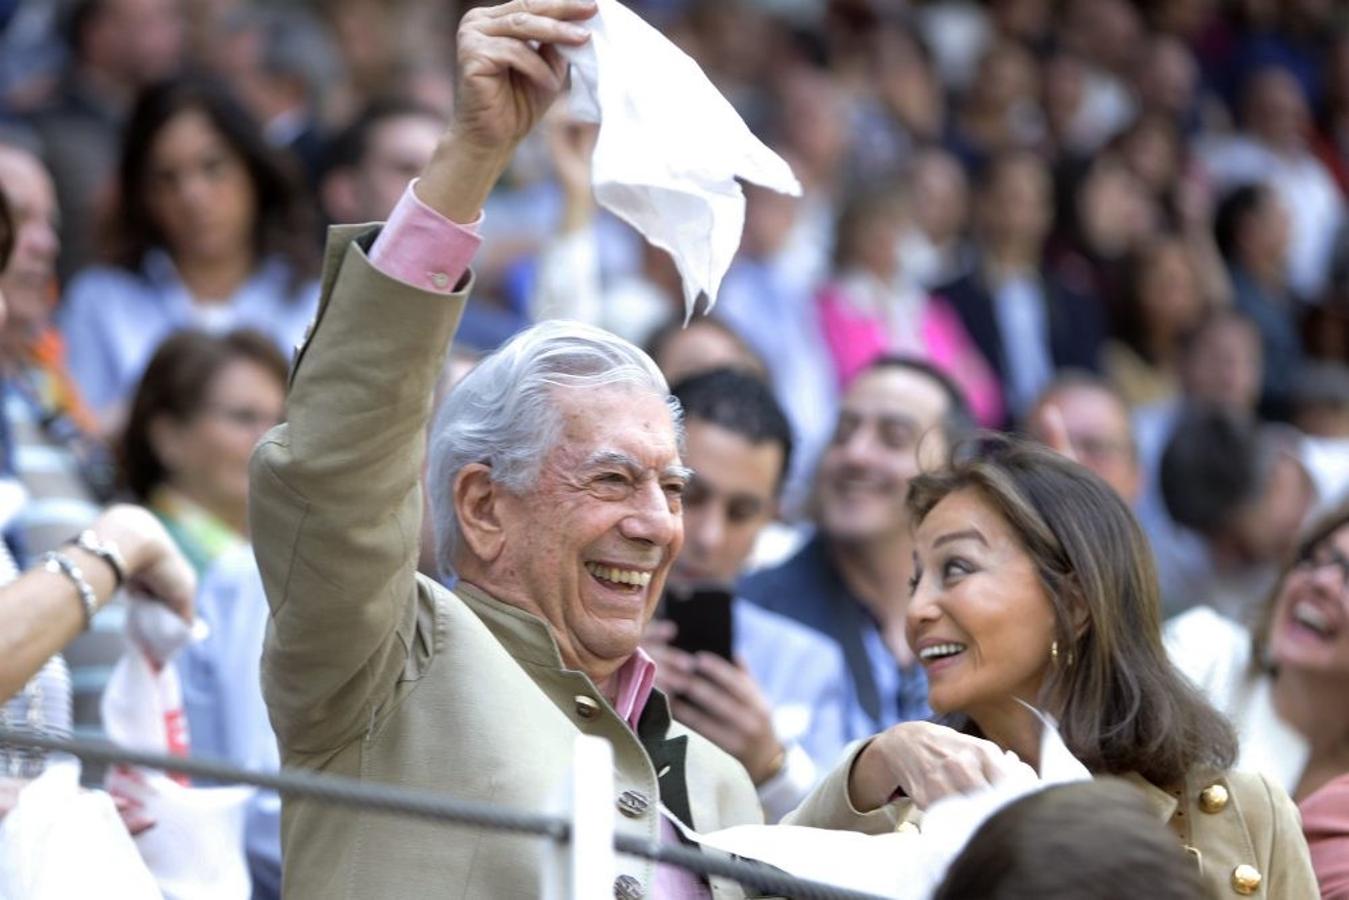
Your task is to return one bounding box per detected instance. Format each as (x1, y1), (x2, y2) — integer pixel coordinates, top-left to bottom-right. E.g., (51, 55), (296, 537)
(73, 529), (128, 588)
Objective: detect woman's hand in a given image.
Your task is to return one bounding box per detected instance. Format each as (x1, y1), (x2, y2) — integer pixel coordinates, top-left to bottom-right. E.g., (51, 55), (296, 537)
(89, 505), (195, 623)
(847, 721), (1032, 811)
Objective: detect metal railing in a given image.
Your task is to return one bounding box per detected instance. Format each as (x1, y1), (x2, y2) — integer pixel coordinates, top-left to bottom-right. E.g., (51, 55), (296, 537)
(0, 726), (892, 900)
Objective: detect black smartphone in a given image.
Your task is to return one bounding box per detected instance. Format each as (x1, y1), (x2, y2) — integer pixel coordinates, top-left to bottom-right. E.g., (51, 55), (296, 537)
(662, 584), (736, 661)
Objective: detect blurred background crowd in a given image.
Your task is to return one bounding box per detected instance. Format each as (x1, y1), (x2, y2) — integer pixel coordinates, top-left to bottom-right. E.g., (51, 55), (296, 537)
(1, 0), (1348, 896)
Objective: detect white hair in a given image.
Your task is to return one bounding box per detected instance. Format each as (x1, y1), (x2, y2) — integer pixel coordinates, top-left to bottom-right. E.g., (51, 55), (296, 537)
(427, 320), (681, 578)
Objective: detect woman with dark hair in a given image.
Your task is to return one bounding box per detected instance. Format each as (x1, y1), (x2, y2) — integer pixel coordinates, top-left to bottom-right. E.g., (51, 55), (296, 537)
(118, 328), (286, 571)
(1168, 501), (1349, 897)
(60, 75), (319, 427)
(788, 438), (1317, 898)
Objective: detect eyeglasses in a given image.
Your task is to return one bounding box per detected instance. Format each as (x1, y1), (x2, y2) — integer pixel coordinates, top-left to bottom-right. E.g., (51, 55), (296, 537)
(1294, 543), (1349, 586)
(203, 405), (284, 432)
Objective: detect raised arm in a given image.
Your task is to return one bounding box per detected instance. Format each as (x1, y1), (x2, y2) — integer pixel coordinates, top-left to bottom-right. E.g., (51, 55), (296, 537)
(249, 0), (595, 756)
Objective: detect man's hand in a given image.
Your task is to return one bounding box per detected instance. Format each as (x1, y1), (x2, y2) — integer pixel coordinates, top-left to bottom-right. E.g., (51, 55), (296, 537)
(644, 622), (785, 785)
(420, 0), (596, 222)
(847, 721), (1032, 812)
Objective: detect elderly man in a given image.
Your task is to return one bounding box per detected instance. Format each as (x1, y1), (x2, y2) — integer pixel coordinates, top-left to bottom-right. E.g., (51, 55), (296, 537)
(251, 3), (895, 897)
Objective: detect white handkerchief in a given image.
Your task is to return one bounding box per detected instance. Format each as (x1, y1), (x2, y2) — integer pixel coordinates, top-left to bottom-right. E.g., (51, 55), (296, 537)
(560, 0), (801, 319)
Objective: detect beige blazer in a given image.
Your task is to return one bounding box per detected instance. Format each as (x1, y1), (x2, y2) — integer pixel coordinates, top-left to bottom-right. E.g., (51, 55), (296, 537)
(250, 227), (776, 899)
(786, 757), (1317, 899)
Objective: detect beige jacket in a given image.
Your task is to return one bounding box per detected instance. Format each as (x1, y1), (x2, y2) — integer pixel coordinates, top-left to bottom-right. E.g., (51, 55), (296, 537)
(786, 757), (1317, 899)
(250, 227), (775, 899)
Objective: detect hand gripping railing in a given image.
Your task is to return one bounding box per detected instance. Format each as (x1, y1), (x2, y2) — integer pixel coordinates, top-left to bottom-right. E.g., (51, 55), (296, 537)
(0, 726), (892, 900)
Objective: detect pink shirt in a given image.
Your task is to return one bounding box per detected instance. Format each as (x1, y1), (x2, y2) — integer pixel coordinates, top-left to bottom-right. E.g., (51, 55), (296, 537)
(369, 186), (710, 898)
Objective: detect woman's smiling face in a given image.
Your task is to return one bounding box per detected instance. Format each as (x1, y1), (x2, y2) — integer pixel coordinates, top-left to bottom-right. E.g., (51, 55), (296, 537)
(906, 488), (1059, 720)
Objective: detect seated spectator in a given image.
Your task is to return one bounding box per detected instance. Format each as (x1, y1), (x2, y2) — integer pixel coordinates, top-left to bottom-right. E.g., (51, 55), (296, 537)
(116, 328), (287, 895)
(1166, 502), (1349, 897)
(116, 329), (286, 569)
(1213, 181), (1304, 418)
(1160, 406), (1349, 621)
(934, 780), (1208, 900)
(1025, 372), (1141, 505)
(896, 147), (973, 291)
(317, 97), (443, 226)
(937, 151), (1106, 423)
(645, 369), (849, 821)
(1100, 236), (1210, 408)
(1203, 65), (1344, 302)
(1131, 308), (1265, 615)
(817, 184), (1002, 426)
(741, 357), (974, 738)
(0, 137), (122, 730)
(60, 76), (319, 429)
(0, 190), (194, 823)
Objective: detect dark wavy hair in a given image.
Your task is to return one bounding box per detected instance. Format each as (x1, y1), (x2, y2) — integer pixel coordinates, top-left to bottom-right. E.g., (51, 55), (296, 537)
(117, 328), (287, 502)
(102, 75), (319, 290)
(907, 436), (1237, 788)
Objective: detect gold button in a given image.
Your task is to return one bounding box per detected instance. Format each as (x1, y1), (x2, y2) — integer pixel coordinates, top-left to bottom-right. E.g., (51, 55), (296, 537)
(1200, 783), (1230, 813)
(1231, 864), (1261, 895)
(574, 695), (600, 720)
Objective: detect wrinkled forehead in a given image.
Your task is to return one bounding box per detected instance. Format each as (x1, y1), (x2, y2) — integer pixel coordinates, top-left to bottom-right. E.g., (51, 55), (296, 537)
(549, 384), (683, 466)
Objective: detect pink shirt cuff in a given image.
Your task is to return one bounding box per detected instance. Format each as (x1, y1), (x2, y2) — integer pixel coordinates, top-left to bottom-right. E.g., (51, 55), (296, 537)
(367, 181), (483, 293)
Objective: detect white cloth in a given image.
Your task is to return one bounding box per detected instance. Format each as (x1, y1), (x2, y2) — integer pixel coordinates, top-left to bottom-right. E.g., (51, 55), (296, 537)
(678, 709), (1091, 898)
(560, 0), (801, 318)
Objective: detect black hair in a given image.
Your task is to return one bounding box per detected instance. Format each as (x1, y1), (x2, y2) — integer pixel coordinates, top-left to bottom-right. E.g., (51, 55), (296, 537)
(103, 75), (319, 289)
(0, 188), (12, 273)
(318, 96), (443, 178)
(861, 355), (976, 447)
(670, 368), (793, 490)
(934, 780), (1208, 900)
(1159, 404), (1277, 536)
(1213, 182), (1271, 263)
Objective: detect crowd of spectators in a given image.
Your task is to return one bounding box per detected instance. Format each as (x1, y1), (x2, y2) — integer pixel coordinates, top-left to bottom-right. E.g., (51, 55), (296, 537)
(0, 0), (1347, 897)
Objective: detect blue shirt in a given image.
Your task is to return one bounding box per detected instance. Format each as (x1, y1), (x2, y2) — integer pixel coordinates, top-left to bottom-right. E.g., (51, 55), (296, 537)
(176, 546), (280, 900)
(739, 535), (931, 740)
(59, 251), (319, 417)
(733, 598), (850, 780)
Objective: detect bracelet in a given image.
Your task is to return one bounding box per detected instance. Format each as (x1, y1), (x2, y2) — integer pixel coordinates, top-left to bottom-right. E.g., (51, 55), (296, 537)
(42, 551), (98, 630)
(73, 529), (128, 588)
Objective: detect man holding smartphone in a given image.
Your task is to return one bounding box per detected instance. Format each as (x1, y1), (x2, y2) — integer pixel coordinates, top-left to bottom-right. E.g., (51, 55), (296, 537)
(645, 368), (851, 822)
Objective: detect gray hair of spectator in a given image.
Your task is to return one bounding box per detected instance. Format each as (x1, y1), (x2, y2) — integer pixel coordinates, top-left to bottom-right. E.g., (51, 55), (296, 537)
(428, 321), (682, 578)
(229, 7), (342, 111)
(861, 355), (976, 448)
(934, 779), (1208, 900)
(1158, 405), (1288, 537)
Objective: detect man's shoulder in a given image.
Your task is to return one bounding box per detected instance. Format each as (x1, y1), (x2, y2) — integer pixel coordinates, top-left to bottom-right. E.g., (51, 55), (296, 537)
(734, 599), (839, 662)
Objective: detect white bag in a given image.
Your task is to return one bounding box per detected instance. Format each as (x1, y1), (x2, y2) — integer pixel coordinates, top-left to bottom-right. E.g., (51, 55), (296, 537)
(100, 601), (252, 900)
(0, 762), (162, 900)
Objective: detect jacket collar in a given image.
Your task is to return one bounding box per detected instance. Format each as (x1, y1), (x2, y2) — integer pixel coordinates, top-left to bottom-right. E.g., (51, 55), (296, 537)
(452, 580), (568, 669)
(1120, 772), (1180, 822)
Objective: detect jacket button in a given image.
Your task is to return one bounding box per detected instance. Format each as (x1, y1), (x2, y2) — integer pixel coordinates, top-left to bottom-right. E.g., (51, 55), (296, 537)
(616, 789), (650, 818)
(575, 695), (600, 720)
(613, 874), (643, 899)
(1231, 864), (1262, 895)
(1199, 783), (1230, 813)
